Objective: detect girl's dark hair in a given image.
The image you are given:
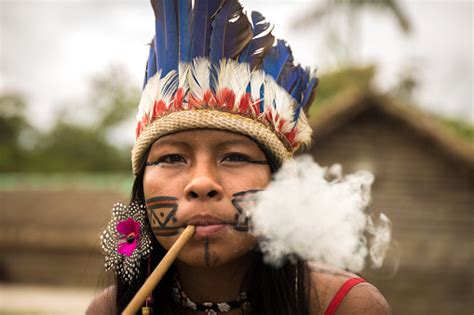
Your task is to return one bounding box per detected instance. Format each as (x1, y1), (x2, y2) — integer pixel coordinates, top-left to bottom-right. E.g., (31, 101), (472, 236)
(116, 139), (318, 314)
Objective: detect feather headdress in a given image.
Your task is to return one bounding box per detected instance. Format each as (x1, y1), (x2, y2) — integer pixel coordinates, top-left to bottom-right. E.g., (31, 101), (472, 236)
(132, 0), (318, 174)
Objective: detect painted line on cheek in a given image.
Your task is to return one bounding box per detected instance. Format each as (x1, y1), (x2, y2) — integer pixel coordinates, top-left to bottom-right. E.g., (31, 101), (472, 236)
(151, 227), (181, 236)
(149, 204), (178, 226)
(231, 190), (261, 233)
(232, 225), (250, 232)
(231, 189), (263, 197)
(146, 195), (180, 234)
(146, 196), (178, 203)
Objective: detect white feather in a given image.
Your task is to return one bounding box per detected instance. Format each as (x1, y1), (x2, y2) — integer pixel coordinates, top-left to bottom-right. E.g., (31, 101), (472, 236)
(159, 70), (178, 109)
(250, 70), (265, 102)
(294, 114), (312, 145)
(274, 86), (293, 117)
(263, 75), (277, 113)
(216, 60), (251, 111)
(178, 62), (191, 89)
(136, 70), (162, 121)
(188, 58), (211, 101)
(216, 59), (231, 91)
(232, 62), (251, 111)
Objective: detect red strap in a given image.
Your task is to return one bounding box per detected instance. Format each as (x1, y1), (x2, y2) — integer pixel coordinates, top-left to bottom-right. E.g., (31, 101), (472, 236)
(324, 278), (366, 315)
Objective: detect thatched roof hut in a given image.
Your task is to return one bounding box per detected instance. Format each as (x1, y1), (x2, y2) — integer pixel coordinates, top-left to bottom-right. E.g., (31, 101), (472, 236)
(307, 88), (474, 315)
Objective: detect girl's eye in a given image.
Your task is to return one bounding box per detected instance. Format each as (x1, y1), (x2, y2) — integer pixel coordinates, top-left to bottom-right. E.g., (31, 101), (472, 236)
(147, 154), (186, 166)
(222, 153), (250, 163)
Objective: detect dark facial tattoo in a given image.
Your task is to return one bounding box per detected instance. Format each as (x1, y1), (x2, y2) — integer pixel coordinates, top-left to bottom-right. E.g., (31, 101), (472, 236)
(231, 189), (262, 232)
(146, 196), (181, 236)
(204, 237), (210, 266)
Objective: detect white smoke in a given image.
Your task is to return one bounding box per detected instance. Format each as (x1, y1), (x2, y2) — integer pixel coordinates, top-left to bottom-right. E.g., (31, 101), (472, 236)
(248, 155), (391, 272)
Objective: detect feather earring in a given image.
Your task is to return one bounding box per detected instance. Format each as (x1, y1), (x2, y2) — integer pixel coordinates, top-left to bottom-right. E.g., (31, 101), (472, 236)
(101, 201), (153, 283)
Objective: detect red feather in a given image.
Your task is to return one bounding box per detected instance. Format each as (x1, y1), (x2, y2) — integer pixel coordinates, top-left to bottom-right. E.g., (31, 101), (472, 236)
(204, 89), (217, 108)
(188, 94), (202, 109)
(238, 93), (251, 114)
(173, 88), (184, 111)
(265, 110), (273, 124)
(142, 113), (150, 127)
(153, 100), (167, 118)
(284, 128), (297, 146)
(252, 99), (262, 116)
(135, 122), (142, 139)
(277, 117), (286, 131)
(216, 88), (235, 110)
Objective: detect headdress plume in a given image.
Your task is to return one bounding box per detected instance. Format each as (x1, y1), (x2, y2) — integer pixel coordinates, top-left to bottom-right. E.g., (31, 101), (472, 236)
(132, 0), (319, 174)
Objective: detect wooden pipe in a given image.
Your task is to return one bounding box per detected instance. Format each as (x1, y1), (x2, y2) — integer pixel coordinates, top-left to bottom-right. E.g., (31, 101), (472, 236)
(122, 225), (196, 315)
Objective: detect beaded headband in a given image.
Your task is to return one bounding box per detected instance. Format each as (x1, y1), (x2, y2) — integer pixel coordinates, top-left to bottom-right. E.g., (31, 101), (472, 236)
(132, 0), (318, 174)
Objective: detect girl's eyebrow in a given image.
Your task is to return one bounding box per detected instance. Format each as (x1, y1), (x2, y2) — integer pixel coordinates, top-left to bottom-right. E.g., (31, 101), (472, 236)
(151, 139), (256, 151)
(152, 139), (192, 149)
(215, 140), (255, 150)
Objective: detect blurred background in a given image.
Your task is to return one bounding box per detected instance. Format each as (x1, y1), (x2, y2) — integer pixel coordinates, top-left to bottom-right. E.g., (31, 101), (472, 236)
(1, 0), (473, 314)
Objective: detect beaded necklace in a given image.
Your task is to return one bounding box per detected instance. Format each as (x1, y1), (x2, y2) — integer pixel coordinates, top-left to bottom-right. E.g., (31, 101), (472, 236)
(172, 278), (250, 314)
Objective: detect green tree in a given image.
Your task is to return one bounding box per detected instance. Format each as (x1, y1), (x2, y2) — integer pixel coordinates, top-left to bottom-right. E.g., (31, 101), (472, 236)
(0, 93), (32, 172)
(28, 66), (140, 173)
(27, 121), (131, 172)
(0, 66), (141, 173)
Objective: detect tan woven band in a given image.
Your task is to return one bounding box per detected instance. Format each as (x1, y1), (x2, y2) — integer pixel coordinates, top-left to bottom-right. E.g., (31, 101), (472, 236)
(131, 110), (293, 174)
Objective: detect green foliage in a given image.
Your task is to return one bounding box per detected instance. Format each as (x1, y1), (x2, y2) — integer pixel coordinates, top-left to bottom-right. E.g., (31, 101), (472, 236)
(0, 66), (140, 173)
(309, 65), (376, 117)
(89, 66), (140, 131)
(0, 93), (31, 172)
(439, 117), (474, 143)
(27, 122), (130, 172)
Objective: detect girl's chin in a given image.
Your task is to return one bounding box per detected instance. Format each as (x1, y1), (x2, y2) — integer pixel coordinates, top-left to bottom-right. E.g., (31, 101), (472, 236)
(175, 240), (257, 268)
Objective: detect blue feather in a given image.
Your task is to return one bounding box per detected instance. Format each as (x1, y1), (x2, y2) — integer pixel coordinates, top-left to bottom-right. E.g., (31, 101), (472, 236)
(143, 68), (148, 89)
(177, 0), (192, 62)
(301, 74), (319, 113)
(209, 0), (252, 64)
(280, 65), (307, 103)
(293, 69), (318, 121)
(262, 39), (293, 82)
(238, 11), (275, 70)
(191, 0), (225, 58)
(293, 69), (309, 102)
(146, 38), (157, 82)
(151, 0), (178, 77)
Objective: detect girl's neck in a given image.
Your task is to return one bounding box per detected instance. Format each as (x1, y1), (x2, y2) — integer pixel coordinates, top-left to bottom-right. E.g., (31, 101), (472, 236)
(175, 254), (254, 303)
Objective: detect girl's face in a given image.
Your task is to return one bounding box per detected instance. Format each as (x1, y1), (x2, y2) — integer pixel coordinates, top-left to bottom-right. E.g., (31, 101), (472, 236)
(143, 129), (272, 268)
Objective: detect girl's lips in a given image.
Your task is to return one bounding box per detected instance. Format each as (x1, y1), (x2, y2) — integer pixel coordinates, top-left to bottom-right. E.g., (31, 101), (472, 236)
(194, 224), (226, 239)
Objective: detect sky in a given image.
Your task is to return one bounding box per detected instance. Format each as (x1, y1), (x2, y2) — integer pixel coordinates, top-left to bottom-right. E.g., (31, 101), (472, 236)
(1, 0), (473, 145)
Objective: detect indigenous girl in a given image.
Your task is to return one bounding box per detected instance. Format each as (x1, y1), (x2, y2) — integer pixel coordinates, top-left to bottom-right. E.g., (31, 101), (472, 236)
(88, 0), (391, 314)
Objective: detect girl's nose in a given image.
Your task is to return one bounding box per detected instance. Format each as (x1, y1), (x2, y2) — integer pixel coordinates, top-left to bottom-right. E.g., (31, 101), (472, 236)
(184, 166), (223, 201)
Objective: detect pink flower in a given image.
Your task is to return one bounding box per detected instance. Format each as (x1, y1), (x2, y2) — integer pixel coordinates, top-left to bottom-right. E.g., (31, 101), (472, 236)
(117, 218), (141, 257)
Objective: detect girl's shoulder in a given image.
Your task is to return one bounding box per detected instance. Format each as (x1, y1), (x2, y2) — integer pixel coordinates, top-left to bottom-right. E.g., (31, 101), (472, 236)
(308, 262), (391, 315)
(86, 285), (117, 315)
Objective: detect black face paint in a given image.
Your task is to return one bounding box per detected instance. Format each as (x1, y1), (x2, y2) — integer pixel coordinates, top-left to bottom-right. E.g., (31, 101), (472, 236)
(204, 237), (210, 266)
(231, 189), (262, 232)
(146, 196), (181, 236)
(248, 160), (269, 165)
